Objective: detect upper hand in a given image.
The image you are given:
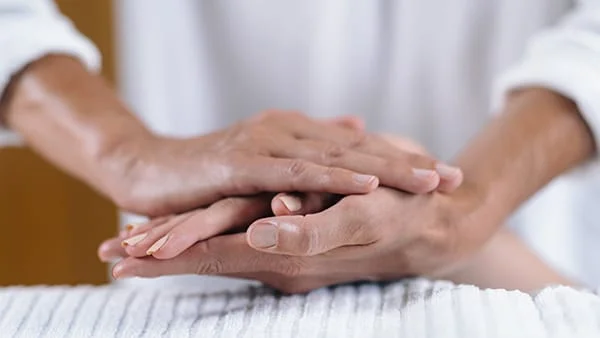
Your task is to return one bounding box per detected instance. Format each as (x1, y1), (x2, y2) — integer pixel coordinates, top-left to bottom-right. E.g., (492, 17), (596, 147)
(105, 111), (461, 216)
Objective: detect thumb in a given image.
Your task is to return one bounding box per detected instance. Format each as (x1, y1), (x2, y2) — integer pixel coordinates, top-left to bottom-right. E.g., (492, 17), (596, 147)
(246, 208), (369, 256)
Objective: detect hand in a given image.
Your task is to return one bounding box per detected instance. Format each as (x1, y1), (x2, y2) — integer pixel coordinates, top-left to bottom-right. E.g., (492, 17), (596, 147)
(102, 183), (483, 293)
(117, 195), (273, 259)
(107, 111), (462, 216)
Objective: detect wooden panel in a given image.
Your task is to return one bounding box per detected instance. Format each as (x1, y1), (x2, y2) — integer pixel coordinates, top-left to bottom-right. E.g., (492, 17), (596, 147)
(0, 1), (117, 285)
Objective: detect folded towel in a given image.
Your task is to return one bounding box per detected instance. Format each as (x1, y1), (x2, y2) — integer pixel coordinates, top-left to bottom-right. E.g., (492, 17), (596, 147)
(0, 278), (599, 337)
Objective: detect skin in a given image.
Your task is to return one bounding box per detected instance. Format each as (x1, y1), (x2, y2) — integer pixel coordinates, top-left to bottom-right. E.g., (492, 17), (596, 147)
(0, 55), (462, 217)
(116, 135), (461, 261)
(103, 88), (594, 292)
(101, 135), (573, 292)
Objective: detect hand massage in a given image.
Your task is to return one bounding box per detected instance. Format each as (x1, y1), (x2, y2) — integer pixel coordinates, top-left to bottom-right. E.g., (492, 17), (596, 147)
(1, 1), (600, 337)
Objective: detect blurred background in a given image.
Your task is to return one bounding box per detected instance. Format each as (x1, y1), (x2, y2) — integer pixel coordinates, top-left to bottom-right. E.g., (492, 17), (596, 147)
(0, 1), (116, 285)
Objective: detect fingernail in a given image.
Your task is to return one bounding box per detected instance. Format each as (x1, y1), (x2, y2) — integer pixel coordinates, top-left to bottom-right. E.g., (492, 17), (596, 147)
(412, 168), (437, 180)
(125, 222), (142, 232)
(280, 195), (302, 212)
(353, 174), (378, 186)
(435, 163), (462, 179)
(121, 233), (147, 247)
(147, 235), (169, 255)
(249, 223), (278, 248)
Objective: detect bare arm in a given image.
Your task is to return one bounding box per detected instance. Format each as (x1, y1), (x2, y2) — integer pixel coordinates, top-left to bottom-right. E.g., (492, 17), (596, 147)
(443, 227), (574, 292)
(1, 56), (459, 216)
(0, 55), (150, 200)
(449, 88), (595, 255)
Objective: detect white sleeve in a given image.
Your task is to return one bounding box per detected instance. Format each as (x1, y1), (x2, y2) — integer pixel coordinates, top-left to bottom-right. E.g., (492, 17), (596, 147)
(492, 2), (600, 154)
(0, 0), (101, 145)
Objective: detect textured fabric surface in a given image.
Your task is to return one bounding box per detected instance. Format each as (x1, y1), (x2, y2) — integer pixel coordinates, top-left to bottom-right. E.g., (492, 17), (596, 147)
(1, 279), (599, 338)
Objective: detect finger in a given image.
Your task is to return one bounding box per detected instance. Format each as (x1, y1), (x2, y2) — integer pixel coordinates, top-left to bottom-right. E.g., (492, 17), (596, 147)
(126, 216), (172, 237)
(246, 201), (375, 256)
(272, 139), (441, 193)
(285, 113), (367, 145)
(98, 237), (128, 262)
(99, 217), (174, 262)
(122, 212), (195, 258)
(229, 156), (379, 195)
(278, 114), (444, 192)
(324, 115), (366, 131)
(124, 212), (200, 258)
(112, 233), (307, 279)
(435, 163), (464, 193)
(144, 196), (272, 259)
(271, 192), (337, 216)
(379, 134), (464, 193)
(284, 115), (410, 162)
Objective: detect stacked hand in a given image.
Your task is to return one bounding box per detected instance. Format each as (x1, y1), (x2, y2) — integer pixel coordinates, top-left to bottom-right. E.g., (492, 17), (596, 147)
(106, 111), (461, 216)
(99, 121), (471, 293)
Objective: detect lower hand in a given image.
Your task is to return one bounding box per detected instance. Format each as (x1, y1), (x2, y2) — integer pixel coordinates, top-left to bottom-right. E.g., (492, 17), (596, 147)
(102, 185), (481, 293)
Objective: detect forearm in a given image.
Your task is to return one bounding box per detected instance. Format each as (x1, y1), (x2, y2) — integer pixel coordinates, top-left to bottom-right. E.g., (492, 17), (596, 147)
(443, 227), (574, 291)
(0, 55), (151, 199)
(454, 88), (595, 237)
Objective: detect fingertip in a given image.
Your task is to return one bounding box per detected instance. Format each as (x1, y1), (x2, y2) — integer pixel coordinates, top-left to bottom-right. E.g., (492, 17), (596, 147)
(271, 195), (292, 216)
(246, 222), (278, 251)
(148, 242), (180, 260)
(97, 242), (112, 262)
(435, 164), (464, 193)
(411, 168), (441, 193)
(437, 174), (463, 193)
(98, 238), (128, 262)
(353, 174), (379, 192)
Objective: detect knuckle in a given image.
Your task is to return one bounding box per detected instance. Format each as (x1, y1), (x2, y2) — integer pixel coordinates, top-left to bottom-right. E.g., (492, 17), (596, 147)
(406, 152), (435, 168)
(193, 241), (224, 274)
(298, 218), (320, 256)
(338, 198), (378, 243)
(321, 143), (346, 162)
(421, 219), (456, 257)
(347, 131), (367, 148)
(288, 159), (309, 178)
(195, 259), (224, 274)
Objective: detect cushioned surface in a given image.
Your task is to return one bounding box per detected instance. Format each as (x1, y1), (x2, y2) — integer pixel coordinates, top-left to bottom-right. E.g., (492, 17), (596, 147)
(1, 279), (599, 337)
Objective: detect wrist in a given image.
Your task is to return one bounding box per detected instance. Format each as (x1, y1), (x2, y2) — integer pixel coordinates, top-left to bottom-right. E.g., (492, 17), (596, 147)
(440, 177), (498, 256)
(94, 127), (161, 208)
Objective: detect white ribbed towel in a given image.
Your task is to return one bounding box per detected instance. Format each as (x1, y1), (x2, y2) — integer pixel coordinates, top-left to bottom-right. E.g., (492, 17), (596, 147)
(1, 278), (599, 338)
